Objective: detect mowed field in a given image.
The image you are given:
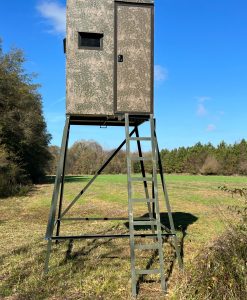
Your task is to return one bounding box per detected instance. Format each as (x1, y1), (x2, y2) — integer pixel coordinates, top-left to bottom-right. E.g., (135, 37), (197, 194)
(0, 174), (246, 300)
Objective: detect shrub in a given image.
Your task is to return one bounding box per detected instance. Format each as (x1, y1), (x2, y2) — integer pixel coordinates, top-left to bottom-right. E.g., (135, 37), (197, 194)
(0, 146), (30, 197)
(174, 228), (247, 300)
(173, 186), (247, 300)
(200, 155), (220, 175)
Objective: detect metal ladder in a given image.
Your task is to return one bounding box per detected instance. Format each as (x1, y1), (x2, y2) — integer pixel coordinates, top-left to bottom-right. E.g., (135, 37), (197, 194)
(125, 113), (167, 297)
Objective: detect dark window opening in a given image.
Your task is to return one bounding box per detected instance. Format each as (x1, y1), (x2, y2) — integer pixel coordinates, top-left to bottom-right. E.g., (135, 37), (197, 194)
(63, 38), (66, 54)
(78, 32), (103, 49)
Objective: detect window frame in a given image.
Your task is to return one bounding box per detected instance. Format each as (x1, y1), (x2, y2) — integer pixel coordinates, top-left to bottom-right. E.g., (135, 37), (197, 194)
(78, 32), (104, 50)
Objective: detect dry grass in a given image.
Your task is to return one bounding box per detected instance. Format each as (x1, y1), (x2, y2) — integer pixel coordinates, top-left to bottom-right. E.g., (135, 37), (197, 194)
(0, 174), (246, 299)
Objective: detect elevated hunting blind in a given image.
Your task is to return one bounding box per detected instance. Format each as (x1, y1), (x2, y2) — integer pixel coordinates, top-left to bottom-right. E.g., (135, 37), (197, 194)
(45, 0), (182, 297)
(66, 0), (154, 122)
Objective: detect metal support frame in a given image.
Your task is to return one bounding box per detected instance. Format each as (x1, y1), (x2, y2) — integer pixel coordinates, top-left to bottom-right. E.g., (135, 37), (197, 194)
(44, 114), (182, 294)
(155, 128), (183, 269)
(55, 118), (70, 242)
(150, 114), (166, 292)
(45, 117), (136, 272)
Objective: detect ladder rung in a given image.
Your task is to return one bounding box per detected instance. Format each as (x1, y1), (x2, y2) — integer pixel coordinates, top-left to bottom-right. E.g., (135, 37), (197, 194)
(133, 220), (157, 226)
(133, 217), (151, 221)
(135, 269), (160, 275)
(129, 137), (152, 141)
(135, 243), (159, 250)
(131, 198), (155, 203)
(130, 157), (152, 161)
(129, 177), (153, 182)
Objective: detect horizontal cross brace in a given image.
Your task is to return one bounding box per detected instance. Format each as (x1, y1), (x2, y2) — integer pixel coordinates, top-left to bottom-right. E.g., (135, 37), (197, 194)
(60, 217), (152, 222)
(129, 137), (152, 141)
(135, 269), (160, 275)
(48, 233), (174, 240)
(61, 217), (129, 221)
(133, 220), (157, 226)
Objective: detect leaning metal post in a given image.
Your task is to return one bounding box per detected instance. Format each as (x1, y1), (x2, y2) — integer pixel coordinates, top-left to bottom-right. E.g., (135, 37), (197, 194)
(44, 115), (70, 273)
(55, 120), (70, 242)
(154, 127), (183, 269)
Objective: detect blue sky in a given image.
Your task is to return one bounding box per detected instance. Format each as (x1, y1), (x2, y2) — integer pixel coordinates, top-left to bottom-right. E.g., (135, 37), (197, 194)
(0, 0), (246, 151)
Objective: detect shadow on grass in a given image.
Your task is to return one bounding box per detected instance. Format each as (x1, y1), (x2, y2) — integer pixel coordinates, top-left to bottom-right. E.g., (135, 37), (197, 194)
(124, 211), (198, 260)
(54, 213), (197, 296)
(123, 211), (198, 292)
(61, 225), (126, 268)
(42, 175), (90, 184)
(124, 212), (198, 232)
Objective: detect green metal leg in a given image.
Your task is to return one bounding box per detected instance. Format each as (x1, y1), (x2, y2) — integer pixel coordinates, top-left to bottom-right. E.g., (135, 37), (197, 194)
(155, 127), (183, 269)
(125, 114), (137, 298)
(44, 239), (52, 274)
(150, 115), (167, 292)
(44, 116), (70, 273)
(56, 121), (70, 243)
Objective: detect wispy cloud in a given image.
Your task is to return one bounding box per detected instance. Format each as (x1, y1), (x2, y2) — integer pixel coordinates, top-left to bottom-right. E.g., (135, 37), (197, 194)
(37, 1), (66, 35)
(206, 124), (216, 132)
(197, 103), (207, 116)
(154, 65), (168, 82)
(197, 96), (210, 103)
(46, 112), (65, 123)
(50, 96), (65, 107)
(196, 96), (210, 117)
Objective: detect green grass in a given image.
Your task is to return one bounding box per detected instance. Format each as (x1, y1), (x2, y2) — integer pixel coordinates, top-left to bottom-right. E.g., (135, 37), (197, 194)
(0, 174), (246, 299)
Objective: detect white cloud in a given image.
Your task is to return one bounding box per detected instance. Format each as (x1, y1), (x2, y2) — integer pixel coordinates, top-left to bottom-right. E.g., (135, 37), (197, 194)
(197, 103), (207, 116)
(197, 96), (210, 103)
(37, 1), (66, 35)
(196, 96), (210, 117)
(154, 65), (168, 82)
(207, 124), (216, 132)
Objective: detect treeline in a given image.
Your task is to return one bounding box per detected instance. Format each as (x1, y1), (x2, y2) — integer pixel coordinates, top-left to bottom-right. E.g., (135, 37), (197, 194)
(161, 140), (247, 175)
(48, 139), (247, 176)
(48, 141), (127, 175)
(0, 41), (51, 196)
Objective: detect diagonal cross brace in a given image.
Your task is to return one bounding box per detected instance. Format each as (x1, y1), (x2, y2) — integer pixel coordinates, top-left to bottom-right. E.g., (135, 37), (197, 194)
(59, 127), (137, 219)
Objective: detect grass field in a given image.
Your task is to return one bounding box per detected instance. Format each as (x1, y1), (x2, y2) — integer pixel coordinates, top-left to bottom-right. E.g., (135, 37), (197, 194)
(0, 174), (246, 299)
